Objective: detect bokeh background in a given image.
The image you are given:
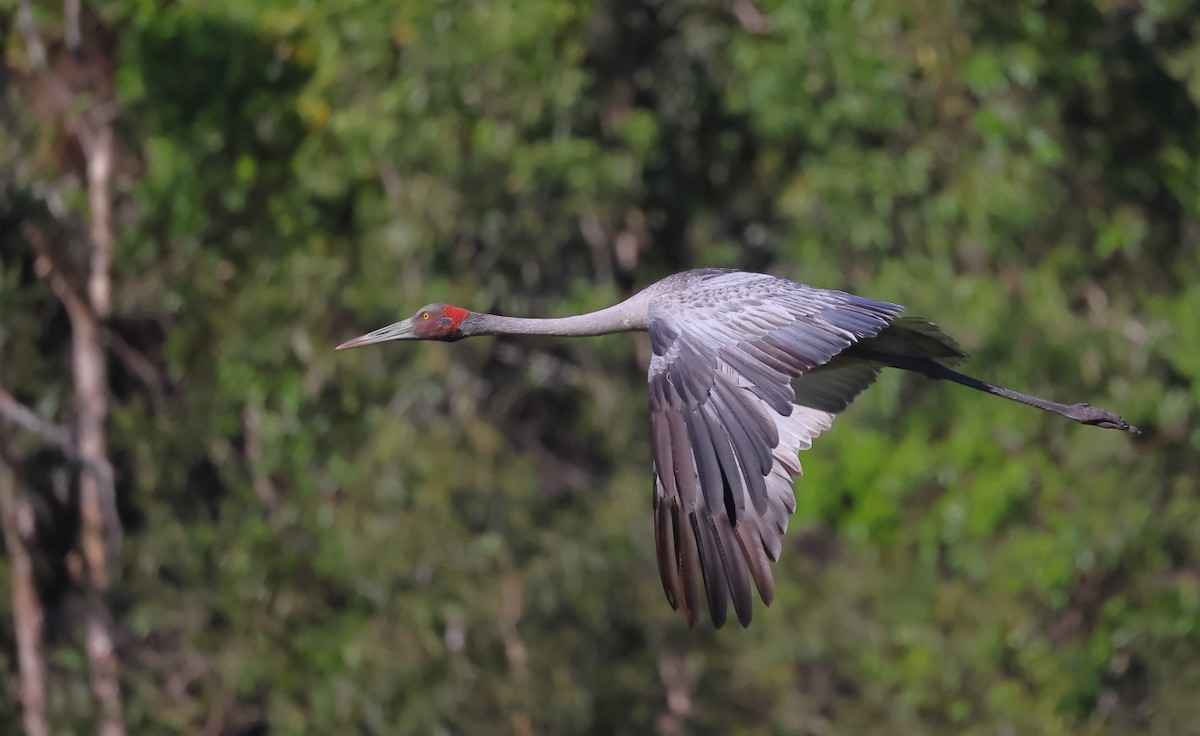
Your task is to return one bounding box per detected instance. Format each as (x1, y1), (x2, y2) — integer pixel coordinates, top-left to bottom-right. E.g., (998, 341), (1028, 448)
(2, 0), (1199, 733)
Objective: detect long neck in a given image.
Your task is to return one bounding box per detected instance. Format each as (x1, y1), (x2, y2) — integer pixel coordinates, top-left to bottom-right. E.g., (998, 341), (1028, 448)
(463, 292), (652, 337)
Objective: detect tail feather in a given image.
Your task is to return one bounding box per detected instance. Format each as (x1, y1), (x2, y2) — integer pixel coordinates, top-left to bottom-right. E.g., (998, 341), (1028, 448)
(851, 317), (968, 367)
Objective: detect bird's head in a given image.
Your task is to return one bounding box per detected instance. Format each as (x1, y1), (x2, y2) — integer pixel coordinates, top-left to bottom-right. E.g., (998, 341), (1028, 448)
(336, 303), (472, 349)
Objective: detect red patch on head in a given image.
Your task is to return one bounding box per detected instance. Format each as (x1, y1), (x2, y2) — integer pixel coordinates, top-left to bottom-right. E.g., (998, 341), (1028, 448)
(442, 304), (470, 329)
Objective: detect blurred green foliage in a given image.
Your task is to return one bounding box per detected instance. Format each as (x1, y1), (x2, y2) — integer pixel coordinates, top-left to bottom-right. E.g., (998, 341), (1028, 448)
(2, 0), (1199, 733)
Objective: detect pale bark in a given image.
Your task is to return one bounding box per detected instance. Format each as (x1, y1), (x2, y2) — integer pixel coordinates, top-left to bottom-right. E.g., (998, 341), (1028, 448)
(243, 403), (281, 511)
(0, 456), (50, 736)
(64, 0), (82, 51)
(65, 276), (125, 736)
(16, 0), (48, 69)
(76, 59), (128, 736)
(0, 386), (77, 461)
(24, 160), (127, 736)
(656, 651), (695, 736)
(84, 124), (115, 317)
(17, 2), (127, 732)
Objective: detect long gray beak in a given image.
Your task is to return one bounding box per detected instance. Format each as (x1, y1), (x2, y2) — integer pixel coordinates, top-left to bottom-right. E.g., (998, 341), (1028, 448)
(335, 319), (416, 350)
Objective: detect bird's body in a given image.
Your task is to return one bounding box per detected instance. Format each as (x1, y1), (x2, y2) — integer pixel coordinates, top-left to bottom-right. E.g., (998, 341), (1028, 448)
(337, 268), (1136, 628)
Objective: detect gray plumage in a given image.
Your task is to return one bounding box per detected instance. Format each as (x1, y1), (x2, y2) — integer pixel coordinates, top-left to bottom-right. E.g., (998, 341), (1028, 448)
(337, 268), (1137, 629)
(644, 270), (906, 627)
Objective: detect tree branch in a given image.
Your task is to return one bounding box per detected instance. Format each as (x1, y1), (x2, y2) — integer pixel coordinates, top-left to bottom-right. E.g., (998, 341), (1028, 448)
(100, 326), (166, 409)
(0, 384), (79, 460)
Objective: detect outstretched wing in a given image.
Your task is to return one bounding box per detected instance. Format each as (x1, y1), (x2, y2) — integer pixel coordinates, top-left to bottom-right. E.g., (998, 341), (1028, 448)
(647, 274), (902, 628)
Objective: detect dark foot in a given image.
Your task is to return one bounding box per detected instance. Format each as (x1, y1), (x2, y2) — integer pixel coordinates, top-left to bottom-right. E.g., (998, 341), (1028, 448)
(1068, 403), (1140, 435)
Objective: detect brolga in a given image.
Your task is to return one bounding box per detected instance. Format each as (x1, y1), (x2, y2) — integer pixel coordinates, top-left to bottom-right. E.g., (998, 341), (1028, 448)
(337, 268), (1137, 629)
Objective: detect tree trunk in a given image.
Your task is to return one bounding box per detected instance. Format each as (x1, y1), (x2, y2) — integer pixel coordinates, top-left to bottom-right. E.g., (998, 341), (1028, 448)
(0, 457), (50, 736)
(16, 1), (128, 730)
(71, 86), (126, 736)
(67, 288), (125, 736)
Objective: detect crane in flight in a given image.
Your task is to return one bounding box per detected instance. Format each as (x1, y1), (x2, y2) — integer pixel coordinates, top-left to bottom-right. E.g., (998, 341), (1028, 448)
(337, 268), (1136, 629)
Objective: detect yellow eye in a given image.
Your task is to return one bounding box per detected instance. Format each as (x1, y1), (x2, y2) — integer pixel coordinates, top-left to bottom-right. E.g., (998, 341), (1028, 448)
(421, 312), (430, 320)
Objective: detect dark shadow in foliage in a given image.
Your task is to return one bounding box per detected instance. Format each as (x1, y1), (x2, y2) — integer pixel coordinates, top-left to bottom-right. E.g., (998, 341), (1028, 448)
(126, 12), (310, 147)
(978, 1), (1200, 280)
(122, 11), (314, 269)
(583, 0), (778, 275)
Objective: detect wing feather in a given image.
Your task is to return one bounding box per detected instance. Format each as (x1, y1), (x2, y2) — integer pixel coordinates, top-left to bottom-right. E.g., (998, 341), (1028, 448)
(709, 512), (754, 627)
(698, 405), (750, 514)
(691, 510), (729, 627)
(736, 515), (777, 604)
(719, 345), (794, 414)
(675, 499), (703, 627)
(708, 380), (771, 505)
(685, 406), (728, 514)
(647, 272), (903, 627)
